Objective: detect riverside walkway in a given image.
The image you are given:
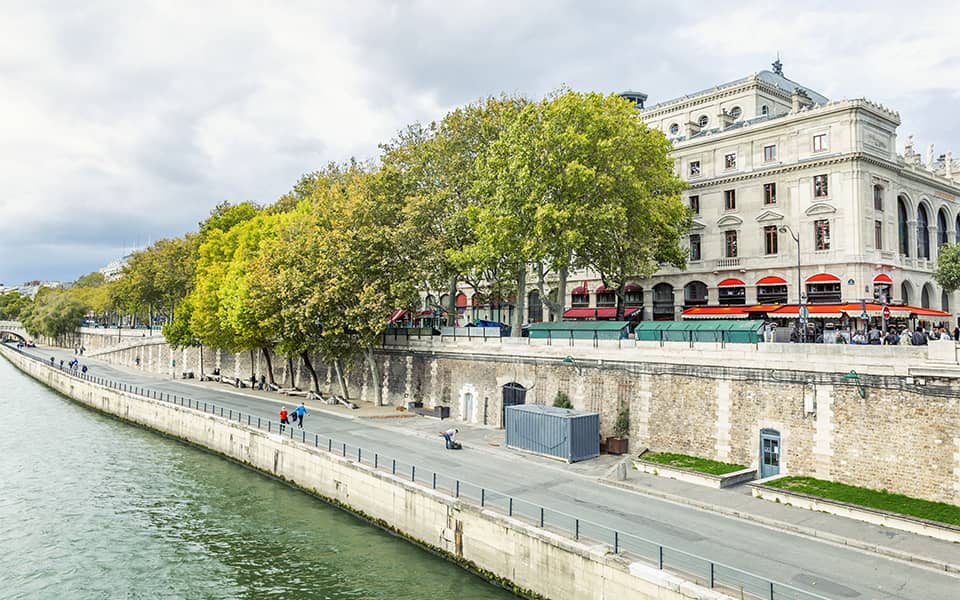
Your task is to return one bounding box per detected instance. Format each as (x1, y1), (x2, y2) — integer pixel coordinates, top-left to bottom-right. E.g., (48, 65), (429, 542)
(15, 344), (960, 600)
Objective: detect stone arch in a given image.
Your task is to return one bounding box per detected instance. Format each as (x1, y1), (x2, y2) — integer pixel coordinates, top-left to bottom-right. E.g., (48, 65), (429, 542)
(917, 203), (931, 259)
(900, 280), (913, 305)
(921, 283), (933, 308)
(897, 195), (911, 256)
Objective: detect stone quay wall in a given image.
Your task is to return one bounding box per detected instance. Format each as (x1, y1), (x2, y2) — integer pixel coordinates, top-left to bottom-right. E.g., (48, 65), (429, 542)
(84, 334), (960, 505)
(1, 344), (728, 600)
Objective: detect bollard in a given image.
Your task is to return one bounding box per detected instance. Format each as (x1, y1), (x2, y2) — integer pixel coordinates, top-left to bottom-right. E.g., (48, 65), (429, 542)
(257, 417), (261, 428)
(342, 442), (346, 456)
(658, 546), (663, 569)
(357, 448), (361, 462)
(614, 531), (619, 554)
(481, 488), (485, 507)
(709, 563), (714, 588)
(315, 434), (319, 447)
(456, 480), (460, 497)
(509, 498), (513, 516)
(411, 465), (416, 482)
(328, 439), (332, 452)
(432, 473), (436, 489)
(539, 508), (544, 527)
(575, 519), (579, 540)
(392, 459), (396, 475)
(374, 453), (378, 469)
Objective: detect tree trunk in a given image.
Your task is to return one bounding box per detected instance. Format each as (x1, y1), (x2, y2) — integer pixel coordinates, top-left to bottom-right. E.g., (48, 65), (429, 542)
(333, 359), (350, 399)
(261, 347), (275, 384)
(536, 262), (568, 319)
(616, 288), (625, 321)
(446, 275), (458, 327)
(285, 356), (294, 387)
(300, 351), (320, 393)
(364, 347), (383, 406)
(249, 349), (256, 379)
(512, 265), (526, 337)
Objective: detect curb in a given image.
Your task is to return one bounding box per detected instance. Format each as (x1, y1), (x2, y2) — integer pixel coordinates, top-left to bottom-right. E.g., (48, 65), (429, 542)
(598, 477), (960, 575)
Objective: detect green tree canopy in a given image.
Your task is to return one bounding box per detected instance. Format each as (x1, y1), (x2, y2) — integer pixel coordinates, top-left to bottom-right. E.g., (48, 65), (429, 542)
(934, 243), (960, 293)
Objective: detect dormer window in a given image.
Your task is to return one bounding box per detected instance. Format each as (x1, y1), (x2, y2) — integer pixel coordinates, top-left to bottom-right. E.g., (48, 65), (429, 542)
(697, 115), (709, 128)
(724, 153), (737, 170)
(689, 161), (701, 177)
(761, 105), (769, 116)
(669, 123), (680, 135)
(729, 106), (742, 120)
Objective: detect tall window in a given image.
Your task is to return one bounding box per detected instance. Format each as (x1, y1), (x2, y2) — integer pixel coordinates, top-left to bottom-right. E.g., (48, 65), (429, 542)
(764, 225), (778, 255)
(724, 189), (736, 210)
(917, 205), (930, 259)
(814, 220), (831, 250)
(689, 161), (701, 177)
(814, 174), (829, 198)
(763, 183), (776, 205)
(937, 209), (948, 247)
(875, 220), (883, 250)
(724, 153), (737, 169)
(873, 185), (883, 211)
(689, 234), (702, 261)
(689, 195), (700, 214)
(760, 105), (769, 116)
(697, 115), (709, 128)
(898, 197), (910, 256)
(763, 145), (777, 162)
(724, 230), (738, 258)
(812, 133), (827, 152)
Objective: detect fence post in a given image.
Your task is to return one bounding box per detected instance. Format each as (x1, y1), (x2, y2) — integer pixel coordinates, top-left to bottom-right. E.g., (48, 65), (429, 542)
(392, 459), (396, 474)
(432, 473), (436, 489)
(268, 421), (271, 432)
(342, 442), (346, 456)
(614, 531), (619, 553)
(315, 434), (319, 447)
(575, 519), (579, 540)
(257, 417), (261, 428)
(456, 480), (460, 497)
(769, 582), (774, 600)
(411, 465), (416, 482)
(329, 439), (332, 452)
(481, 488), (485, 506)
(374, 453), (378, 468)
(357, 448), (361, 462)
(539, 507), (544, 527)
(509, 498), (513, 516)
(658, 546), (663, 569)
(709, 563), (714, 588)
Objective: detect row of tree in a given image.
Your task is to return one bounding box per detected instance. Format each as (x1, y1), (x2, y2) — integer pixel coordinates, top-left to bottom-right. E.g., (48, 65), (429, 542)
(14, 90), (691, 401)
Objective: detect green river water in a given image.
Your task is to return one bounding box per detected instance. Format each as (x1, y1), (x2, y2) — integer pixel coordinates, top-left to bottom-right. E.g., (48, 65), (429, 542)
(0, 355), (513, 599)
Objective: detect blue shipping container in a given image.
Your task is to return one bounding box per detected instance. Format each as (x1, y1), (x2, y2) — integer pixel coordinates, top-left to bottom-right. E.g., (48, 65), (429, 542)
(504, 404), (600, 463)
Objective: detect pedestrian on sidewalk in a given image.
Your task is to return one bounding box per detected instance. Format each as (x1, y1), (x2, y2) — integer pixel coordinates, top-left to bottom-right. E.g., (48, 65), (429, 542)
(279, 407), (289, 433)
(295, 403), (307, 428)
(81, 365), (88, 375)
(439, 428), (459, 449)
(259, 375), (266, 391)
(59, 359), (63, 369)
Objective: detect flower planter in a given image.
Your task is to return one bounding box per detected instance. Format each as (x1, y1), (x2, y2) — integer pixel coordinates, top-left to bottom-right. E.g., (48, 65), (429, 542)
(606, 436), (629, 455)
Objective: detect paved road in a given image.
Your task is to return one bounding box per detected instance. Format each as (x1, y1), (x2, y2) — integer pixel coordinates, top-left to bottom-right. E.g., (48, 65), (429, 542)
(15, 345), (960, 599)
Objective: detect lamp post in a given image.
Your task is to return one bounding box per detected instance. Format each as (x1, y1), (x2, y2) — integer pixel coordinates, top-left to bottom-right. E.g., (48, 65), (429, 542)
(779, 225), (805, 343)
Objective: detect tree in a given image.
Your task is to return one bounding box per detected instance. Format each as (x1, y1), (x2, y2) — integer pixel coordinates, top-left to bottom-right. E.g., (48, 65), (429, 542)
(0, 291), (31, 320)
(934, 244), (960, 293)
(20, 288), (88, 343)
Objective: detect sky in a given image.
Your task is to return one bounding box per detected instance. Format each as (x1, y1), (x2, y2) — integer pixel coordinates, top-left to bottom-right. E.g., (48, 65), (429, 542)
(1, 0), (959, 285)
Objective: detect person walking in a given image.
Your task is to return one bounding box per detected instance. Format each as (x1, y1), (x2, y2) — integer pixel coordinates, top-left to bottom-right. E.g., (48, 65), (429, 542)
(295, 403), (308, 428)
(439, 428), (459, 449)
(259, 375), (266, 391)
(279, 407), (289, 434)
(81, 365), (88, 375)
(59, 359), (64, 369)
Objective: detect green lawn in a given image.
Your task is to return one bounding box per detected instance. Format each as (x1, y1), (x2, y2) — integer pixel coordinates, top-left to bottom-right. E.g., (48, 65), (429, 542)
(641, 452), (746, 476)
(765, 476), (960, 527)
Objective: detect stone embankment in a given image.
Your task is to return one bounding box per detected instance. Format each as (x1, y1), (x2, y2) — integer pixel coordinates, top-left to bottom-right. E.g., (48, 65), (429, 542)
(1, 344), (730, 600)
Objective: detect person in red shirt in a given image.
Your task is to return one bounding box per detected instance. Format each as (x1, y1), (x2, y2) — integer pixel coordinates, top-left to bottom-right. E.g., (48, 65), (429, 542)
(279, 407), (289, 433)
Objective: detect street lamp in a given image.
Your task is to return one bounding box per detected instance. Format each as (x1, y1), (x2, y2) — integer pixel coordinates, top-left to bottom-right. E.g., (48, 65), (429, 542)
(562, 355), (583, 376)
(779, 225), (806, 343)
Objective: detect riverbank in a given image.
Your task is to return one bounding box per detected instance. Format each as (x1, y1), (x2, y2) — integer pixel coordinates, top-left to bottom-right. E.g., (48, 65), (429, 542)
(1, 344), (733, 600)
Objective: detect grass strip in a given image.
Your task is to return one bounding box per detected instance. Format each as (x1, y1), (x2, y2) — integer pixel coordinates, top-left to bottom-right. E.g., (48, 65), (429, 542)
(641, 452), (746, 476)
(765, 476), (960, 527)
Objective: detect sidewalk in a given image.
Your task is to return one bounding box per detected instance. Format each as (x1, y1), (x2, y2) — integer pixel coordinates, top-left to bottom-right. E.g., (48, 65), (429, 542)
(70, 354), (960, 575)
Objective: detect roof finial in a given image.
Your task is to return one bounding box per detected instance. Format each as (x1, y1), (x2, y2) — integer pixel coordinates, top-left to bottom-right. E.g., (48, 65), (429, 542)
(772, 53), (783, 76)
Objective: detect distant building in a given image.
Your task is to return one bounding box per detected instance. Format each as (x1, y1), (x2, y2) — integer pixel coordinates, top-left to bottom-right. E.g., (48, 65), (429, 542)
(99, 255), (132, 282)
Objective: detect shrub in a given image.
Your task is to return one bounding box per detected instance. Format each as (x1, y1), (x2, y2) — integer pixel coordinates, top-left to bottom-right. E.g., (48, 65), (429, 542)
(553, 392), (573, 409)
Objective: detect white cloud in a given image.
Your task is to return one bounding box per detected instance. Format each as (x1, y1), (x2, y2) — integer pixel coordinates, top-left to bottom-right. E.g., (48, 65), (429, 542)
(0, 0), (958, 284)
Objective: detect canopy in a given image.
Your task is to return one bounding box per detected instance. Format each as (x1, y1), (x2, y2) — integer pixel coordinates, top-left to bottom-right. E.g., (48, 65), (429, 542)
(562, 307), (639, 319)
(805, 273), (841, 283)
(527, 321), (629, 340)
(571, 286), (588, 295)
(388, 309), (408, 323)
(718, 278), (745, 287)
(681, 306), (750, 319)
(634, 320), (763, 343)
(624, 283), (643, 293)
(873, 274), (893, 284)
(756, 276), (787, 285)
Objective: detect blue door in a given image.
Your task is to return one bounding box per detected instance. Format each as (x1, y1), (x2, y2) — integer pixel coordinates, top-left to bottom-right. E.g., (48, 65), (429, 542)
(760, 429), (781, 478)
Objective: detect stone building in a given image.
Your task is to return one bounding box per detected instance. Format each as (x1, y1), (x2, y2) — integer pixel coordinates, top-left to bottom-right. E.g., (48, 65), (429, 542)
(422, 62), (960, 325)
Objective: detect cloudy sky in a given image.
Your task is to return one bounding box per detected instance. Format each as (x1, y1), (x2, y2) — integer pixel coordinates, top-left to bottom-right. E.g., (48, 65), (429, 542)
(2, 0), (958, 285)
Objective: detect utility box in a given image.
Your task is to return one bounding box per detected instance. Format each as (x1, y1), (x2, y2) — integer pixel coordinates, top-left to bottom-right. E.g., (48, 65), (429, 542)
(504, 404), (600, 463)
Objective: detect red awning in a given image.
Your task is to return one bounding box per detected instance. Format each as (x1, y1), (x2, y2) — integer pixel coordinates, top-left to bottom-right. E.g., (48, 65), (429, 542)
(624, 283), (642, 293)
(415, 310), (434, 318)
(388, 309), (408, 323)
(563, 308), (595, 319)
(718, 278), (745, 287)
(745, 304), (784, 312)
(805, 273), (841, 284)
(571, 286), (588, 295)
(910, 307), (952, 317)
(681, 306), (749, 319)
(770, 304), (845, 318)
(595, 285), (614, 294)
(595, 307), (640, 319)
(873, 274), (893, 284)
(455, 293), (467, 308)
(756, 276), (787, 286)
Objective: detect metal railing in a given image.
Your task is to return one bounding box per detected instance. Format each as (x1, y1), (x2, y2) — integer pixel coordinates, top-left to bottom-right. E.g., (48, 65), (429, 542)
(9, 344), (830, 600)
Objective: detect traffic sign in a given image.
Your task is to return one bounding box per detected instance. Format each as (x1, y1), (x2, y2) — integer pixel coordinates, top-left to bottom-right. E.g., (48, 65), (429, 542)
(882, 305), (891, 320)
(799, 305), (809, 320)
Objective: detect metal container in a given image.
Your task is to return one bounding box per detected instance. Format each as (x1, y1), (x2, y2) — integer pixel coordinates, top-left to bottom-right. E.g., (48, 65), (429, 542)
(504, 404), (600, 463)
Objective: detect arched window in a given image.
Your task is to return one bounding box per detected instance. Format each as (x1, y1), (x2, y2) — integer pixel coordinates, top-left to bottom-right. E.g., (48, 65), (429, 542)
(683, 281), (708, 307)
(921, 285), (931, 308)
(527, 290), (542, 323)
(652, 283), (675, 321)
(942, 291), (950, 312)
(917, 205), (930, 259)
(955, 215), (960, 243)
(898, 197), (910, 256)
(937, 209), (949, 248)
(901, 282), (911, 305)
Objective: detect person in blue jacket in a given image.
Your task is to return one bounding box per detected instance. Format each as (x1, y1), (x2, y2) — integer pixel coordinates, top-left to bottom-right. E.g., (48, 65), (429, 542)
(295, 403), (308, 428)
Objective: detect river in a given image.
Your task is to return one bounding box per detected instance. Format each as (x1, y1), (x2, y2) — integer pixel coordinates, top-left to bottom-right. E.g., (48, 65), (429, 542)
(0, 354), (513, 599)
